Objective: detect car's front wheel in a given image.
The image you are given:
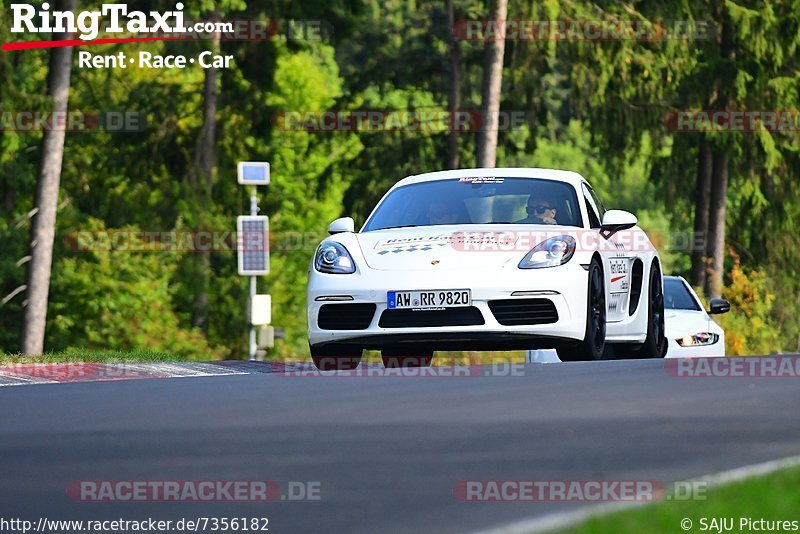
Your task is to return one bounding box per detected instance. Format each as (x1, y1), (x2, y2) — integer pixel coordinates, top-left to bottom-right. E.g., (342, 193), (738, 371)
(616, 263), (668, 359)
(309, 344), (363, 370)
(556, 258), (606, 362)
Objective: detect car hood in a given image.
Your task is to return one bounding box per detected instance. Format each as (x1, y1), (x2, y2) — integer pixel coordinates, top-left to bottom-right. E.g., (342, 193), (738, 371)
(356, 225), (575, 271)
(664, 309), (722, 339)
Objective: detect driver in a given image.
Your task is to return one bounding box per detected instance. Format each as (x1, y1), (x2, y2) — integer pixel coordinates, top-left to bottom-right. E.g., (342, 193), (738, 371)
(515, 194), (558, 225)
(427, 201), (460, 225)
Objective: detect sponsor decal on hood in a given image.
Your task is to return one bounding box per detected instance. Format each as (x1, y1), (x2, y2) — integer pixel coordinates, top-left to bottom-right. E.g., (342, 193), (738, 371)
(374, 234), (451, 254)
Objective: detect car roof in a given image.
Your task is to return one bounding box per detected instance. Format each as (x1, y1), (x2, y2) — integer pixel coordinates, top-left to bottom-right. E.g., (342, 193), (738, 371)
(395, 168), (587, 189)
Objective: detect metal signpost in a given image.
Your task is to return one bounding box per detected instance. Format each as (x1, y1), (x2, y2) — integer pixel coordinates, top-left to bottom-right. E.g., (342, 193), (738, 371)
(236, 162), (271, 360)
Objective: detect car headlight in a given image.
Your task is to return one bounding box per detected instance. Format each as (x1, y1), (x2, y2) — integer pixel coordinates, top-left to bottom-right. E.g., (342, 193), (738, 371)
(677, 332), (719, 346)
(314, 242), (356, 274)
(518, 235), (576, 269)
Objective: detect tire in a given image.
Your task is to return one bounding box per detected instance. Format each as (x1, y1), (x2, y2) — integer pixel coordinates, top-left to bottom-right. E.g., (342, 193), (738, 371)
(616, 263), (668, 359)
(381, 346), (434, 368)
(309, 344), (363, 371)
(556, 258), (606, 362)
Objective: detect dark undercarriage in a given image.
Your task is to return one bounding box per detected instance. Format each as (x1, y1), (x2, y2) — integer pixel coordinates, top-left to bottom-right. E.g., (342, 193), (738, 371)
(311, 332), (578, 352)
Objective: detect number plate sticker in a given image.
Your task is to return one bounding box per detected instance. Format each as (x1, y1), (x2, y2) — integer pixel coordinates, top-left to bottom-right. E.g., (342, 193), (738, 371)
(609, 260), (629, 294)
(387, 289), (471, 310)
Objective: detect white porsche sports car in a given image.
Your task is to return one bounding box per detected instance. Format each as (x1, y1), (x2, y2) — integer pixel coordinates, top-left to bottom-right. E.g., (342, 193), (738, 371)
(664, 276), (729, 357)
(307, 168), (668, 370)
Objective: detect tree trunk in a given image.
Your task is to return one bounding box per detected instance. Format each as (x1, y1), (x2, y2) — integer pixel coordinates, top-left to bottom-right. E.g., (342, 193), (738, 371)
(475, 0), (507, 168)
(704, 149), (728, 298)
(20, 0), (75, 355)
(702, 13), (735, 299)
(194, 32), (220, 199)
(445, 0), (461, 170)
(190, 15), (221, 331)
(690, 138), (712, 289)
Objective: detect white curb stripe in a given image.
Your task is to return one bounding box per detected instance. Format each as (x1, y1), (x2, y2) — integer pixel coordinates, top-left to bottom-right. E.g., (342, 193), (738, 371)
(472, 454), (800, 534)
(0, 362), (250, 387)
(0, 373), (59, 386)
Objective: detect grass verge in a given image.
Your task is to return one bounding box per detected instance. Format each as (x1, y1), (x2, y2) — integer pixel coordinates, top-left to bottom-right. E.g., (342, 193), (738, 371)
(554, 465), (800, 534)
(0, 349), (184, 365)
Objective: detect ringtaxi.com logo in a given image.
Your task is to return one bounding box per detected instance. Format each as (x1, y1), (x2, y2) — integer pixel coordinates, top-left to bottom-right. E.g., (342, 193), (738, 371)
(10, 3), (208, 42)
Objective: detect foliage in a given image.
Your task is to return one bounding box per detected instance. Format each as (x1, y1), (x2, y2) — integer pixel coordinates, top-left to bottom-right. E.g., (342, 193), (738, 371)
(712, 254), (782, 356)
(0, 0), (799, 358)
(0, 349), (183, 364)
(46, 219), (218, 358)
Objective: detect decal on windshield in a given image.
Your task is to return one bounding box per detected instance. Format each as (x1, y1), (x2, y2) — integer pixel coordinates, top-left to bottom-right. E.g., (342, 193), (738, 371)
(457, 177), (505, 184)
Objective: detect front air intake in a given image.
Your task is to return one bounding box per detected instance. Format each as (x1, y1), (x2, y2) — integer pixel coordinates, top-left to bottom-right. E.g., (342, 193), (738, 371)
(317, 303), (376, 330)
(379, 307), (485, 328)
(488, 299), (559, 326)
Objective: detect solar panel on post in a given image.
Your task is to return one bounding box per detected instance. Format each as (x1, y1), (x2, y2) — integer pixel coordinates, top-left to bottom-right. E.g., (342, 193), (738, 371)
(237, 216), (269, 275)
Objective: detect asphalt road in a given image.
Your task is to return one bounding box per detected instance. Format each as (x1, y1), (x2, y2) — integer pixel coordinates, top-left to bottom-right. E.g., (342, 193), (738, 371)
(1, 358), (799, 533)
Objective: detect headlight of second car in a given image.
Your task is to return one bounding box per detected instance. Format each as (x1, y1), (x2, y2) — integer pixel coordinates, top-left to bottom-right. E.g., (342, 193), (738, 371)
(314, 242), (356, 274)
(518, 235), (576, 269)
(677, 332), (719, 346)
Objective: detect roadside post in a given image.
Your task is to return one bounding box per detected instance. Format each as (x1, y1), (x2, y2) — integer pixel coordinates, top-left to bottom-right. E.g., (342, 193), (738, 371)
(236, 162), (271, 360)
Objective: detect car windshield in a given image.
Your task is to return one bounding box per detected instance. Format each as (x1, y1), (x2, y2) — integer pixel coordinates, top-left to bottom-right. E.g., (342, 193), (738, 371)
(664, 278), (702, 311)
(362, 177), (583, 231)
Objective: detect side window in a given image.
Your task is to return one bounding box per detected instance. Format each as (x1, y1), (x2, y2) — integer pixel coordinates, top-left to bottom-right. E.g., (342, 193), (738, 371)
(587, 185), (607, 219)
(582, 184), (601, 229)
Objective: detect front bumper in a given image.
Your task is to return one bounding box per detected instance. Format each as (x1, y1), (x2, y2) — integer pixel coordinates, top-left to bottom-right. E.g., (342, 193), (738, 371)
(307, 263), (589, 350)
(665, 335), (725, 358)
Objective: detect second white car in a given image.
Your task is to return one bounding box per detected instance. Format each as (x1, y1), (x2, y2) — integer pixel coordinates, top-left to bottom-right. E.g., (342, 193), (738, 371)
(664, 276), (729, 357)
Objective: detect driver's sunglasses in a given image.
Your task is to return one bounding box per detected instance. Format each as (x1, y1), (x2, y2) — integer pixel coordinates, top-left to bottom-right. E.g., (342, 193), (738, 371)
(527, 204), (551, 214)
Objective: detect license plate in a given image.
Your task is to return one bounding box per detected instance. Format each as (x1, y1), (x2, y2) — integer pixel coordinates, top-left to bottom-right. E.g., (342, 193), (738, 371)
(387, 289), (471, 310)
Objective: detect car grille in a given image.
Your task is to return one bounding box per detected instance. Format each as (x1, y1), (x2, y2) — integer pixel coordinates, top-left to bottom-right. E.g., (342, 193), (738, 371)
(317, 303), (376, 330)
(488, 299), (559, 326)
(378, 307), (485, 328)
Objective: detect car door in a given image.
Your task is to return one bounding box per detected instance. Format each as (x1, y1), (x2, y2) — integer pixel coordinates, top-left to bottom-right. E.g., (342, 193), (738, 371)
(581, 183), (634, 322)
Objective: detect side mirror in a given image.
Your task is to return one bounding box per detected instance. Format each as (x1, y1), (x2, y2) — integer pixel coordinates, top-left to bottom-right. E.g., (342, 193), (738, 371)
(327, 217), (355, 235)
(708, 298), (731, 315)
(600, 210), (637, 238)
